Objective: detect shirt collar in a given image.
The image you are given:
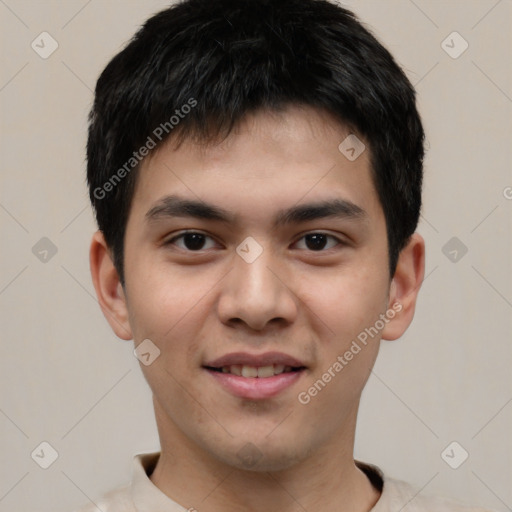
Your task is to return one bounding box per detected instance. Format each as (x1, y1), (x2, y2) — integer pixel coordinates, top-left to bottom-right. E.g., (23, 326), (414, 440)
(131, 452), (187, 511)
(130, 451), (392, 511)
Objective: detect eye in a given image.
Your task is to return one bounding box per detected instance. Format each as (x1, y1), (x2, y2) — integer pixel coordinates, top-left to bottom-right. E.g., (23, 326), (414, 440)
(165, 231), (218, 251)
(293, 232), (343, 251)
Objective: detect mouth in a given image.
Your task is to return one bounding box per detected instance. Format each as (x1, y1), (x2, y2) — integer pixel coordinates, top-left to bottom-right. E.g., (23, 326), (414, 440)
(204, 364), (305, 378)
(202, 352), (308, 400)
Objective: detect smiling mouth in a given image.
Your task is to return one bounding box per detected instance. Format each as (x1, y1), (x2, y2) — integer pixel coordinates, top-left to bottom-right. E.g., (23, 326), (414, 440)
(204, 364), (306, 378)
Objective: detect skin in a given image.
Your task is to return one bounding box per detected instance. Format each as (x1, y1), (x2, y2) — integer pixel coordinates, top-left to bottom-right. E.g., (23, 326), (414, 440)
(90, 105), (425, 512)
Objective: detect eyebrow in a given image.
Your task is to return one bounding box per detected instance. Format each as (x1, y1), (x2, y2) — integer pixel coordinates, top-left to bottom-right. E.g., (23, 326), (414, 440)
(145, 194), (368, 227)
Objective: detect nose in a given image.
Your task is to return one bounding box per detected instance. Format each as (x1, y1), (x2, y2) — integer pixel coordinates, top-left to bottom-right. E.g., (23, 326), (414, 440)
(216, 244), (298, 332)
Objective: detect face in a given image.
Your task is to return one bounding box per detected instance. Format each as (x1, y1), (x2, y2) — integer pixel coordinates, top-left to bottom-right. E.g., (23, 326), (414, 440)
(117, 106), (399, 471)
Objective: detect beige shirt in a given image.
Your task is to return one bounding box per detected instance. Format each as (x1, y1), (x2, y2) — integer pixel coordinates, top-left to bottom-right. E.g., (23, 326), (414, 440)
(74, 452), (494, 512)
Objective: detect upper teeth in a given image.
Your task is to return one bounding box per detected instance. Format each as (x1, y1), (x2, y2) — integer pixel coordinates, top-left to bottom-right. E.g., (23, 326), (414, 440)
(221, 364), (291, 377)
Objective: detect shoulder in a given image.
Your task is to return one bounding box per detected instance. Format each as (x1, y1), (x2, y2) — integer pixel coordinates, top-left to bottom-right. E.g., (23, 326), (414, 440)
(72, 484), (135, 512)
(380, 477), (496, 512)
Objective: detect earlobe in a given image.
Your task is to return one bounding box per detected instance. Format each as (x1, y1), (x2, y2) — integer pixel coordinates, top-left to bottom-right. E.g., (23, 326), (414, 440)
(381, 232), (425, 341)
(89, 231), (133, 340)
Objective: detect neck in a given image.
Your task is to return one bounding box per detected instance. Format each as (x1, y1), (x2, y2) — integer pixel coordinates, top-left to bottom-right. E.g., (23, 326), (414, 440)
(149, 398), (380, 512)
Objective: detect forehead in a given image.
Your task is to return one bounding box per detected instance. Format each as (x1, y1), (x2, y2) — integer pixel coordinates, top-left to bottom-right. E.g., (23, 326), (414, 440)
(129, 106), (383, 225)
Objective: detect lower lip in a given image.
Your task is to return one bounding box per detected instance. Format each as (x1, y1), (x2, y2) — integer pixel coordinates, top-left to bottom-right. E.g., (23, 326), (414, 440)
(205, 369), (305, 400)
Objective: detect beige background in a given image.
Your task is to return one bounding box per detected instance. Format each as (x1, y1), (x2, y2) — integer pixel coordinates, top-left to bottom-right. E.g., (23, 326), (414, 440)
(0, 1), (511, 511)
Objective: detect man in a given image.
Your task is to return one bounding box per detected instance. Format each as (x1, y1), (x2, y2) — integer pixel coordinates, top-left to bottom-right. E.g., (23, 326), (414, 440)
(79, 0), (493, 510)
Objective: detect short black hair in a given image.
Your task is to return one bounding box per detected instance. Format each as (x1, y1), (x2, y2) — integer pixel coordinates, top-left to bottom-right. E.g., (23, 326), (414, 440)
(87, 0), (424, 285)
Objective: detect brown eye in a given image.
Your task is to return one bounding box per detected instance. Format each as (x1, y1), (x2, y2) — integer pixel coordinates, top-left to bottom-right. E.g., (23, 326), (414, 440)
(166, 231), (217, 251)
(294, 233), (342, 251)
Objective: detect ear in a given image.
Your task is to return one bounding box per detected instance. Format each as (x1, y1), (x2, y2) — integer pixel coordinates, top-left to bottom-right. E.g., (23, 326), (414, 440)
(89, 231), (132, 340)
(381, 232), (425, 341)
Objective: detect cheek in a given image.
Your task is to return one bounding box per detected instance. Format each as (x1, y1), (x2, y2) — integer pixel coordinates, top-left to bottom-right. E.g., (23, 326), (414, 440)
(124, 259), (206, 340)
(299, 260), (389, 343)
(125, 275), (214, 389)
(311, 262), (387, 400)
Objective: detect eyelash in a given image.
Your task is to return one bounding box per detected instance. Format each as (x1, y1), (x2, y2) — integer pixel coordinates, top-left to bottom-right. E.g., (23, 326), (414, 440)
(164, 230), (344, 252)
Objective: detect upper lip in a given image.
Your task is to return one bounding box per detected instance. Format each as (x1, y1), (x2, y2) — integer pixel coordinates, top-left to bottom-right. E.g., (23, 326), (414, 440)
(204, 351), (307, 368)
